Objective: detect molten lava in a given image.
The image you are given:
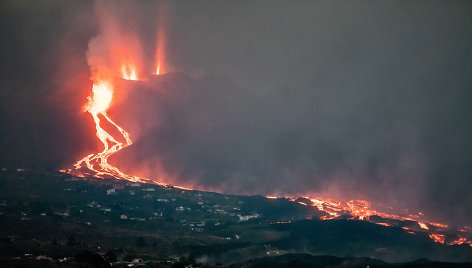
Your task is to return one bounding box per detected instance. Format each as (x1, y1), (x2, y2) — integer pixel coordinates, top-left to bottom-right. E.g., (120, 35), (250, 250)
(121, 63), (139, 80)
(66, 1), (171, 183)
(66, 76), (472, 248)
(63, 1), (472, 250)
(418, 222), (430, 230)
(267, 195), (472, 247)
(67, 80), (148, 183)
(450, 236), (468, 245)
(429, 233), (446, 244)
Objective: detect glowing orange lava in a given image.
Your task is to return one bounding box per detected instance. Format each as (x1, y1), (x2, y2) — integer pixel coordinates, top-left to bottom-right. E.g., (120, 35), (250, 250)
(62, 2), (472, 250)
(449, 236), (467, 245)
(418, 222), (429, 230)
(429, 233), (446, 244)
(65, 1), (171, 184)
(266, 195), (472, 247)
(67, 80), (148, 183)
(121, 63), (139, 80)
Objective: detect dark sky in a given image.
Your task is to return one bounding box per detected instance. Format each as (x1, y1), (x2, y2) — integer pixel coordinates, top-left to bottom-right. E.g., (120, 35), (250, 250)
(0, 0), (471, 226)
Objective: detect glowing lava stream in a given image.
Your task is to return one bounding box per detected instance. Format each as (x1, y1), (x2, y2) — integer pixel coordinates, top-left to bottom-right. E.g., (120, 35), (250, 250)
(67, 81), (471, 247)
(267, 195), (472, 247)
(65, 81), (472, 248)
(66, 79), (472, 246)
(70, 81), (148, 183)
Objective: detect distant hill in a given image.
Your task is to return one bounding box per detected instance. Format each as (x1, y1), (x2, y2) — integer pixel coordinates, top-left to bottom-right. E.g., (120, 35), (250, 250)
(230, 253), (472, 268)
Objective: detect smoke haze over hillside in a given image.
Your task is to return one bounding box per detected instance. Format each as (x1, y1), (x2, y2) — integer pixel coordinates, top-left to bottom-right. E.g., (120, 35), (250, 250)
(0, 0), (471, 226)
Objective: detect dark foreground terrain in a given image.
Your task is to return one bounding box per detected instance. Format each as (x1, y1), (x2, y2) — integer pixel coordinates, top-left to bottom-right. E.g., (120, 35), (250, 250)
(0, 169), (471, 267)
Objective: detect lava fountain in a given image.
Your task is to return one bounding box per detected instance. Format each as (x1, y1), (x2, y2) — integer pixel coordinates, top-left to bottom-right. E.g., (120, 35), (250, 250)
(121, 63), (139, 81)
(153, 0), (168, 75)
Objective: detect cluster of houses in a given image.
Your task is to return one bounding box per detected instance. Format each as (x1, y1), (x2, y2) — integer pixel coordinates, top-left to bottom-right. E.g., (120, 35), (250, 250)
(97, 182), (265, 232)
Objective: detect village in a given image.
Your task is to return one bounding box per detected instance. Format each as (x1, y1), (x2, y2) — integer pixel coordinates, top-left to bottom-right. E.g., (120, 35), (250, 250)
(0, 168), (301, 267)
(1, 169), (471, 267)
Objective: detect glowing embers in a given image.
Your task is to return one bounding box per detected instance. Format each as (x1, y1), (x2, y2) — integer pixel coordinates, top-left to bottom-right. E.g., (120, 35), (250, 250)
(121, 63), (139, 80)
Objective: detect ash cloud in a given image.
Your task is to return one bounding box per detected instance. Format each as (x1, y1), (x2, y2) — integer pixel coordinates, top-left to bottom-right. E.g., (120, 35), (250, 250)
(1, 1), (472, 226)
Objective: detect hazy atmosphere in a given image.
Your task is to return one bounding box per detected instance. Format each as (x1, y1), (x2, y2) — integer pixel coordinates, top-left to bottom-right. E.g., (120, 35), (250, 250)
(1, 0), (471, 227)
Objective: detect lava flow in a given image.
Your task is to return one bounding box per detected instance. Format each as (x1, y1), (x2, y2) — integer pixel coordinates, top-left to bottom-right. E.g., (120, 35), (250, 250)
(67, 80), (147, 183)
(61, 1), (471, 251)
(267, 195), (472, 247)
(63, 2), (166, 183)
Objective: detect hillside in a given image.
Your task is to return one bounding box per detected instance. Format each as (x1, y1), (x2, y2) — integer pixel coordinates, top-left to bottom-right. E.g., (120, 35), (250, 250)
(0, 169), (471, 267)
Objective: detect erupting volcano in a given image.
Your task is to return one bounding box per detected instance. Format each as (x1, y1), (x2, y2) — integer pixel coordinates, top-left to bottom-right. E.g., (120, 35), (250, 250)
(59, 1), (471, 256)
(66, 29), (471, 251)
(2, 1), (472, 266)
(64, 2), (168, 183)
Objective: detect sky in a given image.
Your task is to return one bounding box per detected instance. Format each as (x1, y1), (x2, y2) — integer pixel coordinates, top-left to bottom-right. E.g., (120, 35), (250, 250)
(0, 0), (471, 226)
